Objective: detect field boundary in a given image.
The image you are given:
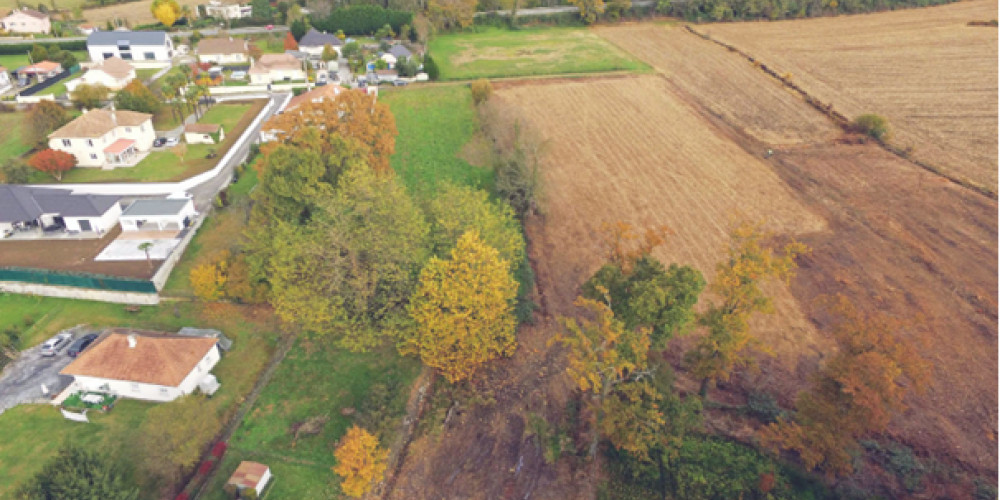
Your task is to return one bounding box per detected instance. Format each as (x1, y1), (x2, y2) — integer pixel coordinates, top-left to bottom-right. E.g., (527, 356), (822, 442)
(682, 24), (997, 199)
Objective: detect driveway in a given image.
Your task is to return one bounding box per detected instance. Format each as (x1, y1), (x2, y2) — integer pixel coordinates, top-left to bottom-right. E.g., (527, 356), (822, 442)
(0, 325), (96, 415)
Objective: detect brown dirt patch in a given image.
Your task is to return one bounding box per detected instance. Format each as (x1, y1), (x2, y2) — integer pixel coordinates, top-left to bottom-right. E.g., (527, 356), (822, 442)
(702, 0), (999, 191)
(0, 225), (161, 279)
(83, 0), (204, 27)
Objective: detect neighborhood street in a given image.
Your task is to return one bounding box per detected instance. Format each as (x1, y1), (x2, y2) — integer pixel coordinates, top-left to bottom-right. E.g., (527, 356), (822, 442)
(0, 326), (96, 415)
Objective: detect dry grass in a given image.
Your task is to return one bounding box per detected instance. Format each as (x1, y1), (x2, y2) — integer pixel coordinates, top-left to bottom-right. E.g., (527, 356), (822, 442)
(596, 24), (841, 146)
(82, 0), (204, 27)
(703, 0), (999, 191)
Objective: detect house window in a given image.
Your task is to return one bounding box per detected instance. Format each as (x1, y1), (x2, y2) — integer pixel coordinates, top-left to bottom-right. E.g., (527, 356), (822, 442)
(159, 387), (169, 395)
(131, 383), (140, 392)
(125, 127), (131, 133)
(61, 139), (70, 147)
(102, 52), (113, 59)
(144, 52), (155, 60)
(89, 153), (97, 160)
(121, 52), (132, 60)
(86, 139), (94, 147)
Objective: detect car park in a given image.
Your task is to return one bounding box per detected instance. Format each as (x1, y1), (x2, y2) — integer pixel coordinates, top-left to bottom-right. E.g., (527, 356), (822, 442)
(153, 137), (167, 147)
(40, 333), (73, 357)
(66, 333), (99, 357)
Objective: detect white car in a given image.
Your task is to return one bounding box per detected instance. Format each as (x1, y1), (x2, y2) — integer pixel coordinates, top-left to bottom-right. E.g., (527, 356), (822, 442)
(40, 333), (73, 357)
(230, 70), (247, 80)
(164, 137), (180, 147)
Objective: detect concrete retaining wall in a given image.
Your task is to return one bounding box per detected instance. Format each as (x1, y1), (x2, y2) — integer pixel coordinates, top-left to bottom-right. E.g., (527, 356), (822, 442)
(0, 281), (160, 305)
(151, 211), (208, 290)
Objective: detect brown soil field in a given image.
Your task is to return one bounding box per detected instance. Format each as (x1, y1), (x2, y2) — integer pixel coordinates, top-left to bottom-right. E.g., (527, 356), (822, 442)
(0, 226), (161, 279)
(83, 0), (203, 27)
(702, 0), (999, 192)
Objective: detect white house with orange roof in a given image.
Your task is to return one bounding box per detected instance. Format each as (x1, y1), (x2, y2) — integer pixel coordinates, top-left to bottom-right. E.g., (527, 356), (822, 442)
(48, 108), (155, 168)
(67, 56), (136, 92)
(1, 7), (50, 34)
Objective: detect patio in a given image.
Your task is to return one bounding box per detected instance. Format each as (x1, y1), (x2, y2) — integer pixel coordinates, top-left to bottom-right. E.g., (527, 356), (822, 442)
(100, 139), (149, 169)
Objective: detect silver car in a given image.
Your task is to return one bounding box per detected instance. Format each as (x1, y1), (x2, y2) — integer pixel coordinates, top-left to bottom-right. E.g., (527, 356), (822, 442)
(40, 333), (73, 357)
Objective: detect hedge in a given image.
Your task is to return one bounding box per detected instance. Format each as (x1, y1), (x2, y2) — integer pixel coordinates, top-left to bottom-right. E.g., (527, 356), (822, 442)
(0, 40), (87, 55)
(311, 5), (413, 35)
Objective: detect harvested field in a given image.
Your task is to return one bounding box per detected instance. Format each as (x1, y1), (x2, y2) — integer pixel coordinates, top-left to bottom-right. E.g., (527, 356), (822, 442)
(596, 24), (841, 146)
(82, 0), (202, 27)
(702, 0), (999, 192)
(0, 226), (161, 279)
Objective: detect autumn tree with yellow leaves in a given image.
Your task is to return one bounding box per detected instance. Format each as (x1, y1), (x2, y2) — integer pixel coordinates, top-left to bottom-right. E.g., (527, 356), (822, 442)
(151, 0), (181, 27)
(333, 426), (389, 498)
(684, 221), (808, 396)
(189, 251), (229, 301)
(407, 230), (518, 383)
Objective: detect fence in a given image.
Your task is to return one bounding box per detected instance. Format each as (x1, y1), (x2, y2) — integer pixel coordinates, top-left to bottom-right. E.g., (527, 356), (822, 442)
(0, 267), (157, 293)
(19, 64), (80, 97)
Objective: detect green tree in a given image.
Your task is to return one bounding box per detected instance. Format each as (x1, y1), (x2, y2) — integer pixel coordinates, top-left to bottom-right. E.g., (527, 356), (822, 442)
(29, 44), (48, 63)
(321, 44), (338, 62)
(852, 113), (890, 141)
(26, 100), (69, 146)
(135, 395), (220, 486)
(251, 0), (272, 19)
(290, 17), (308, 40)
(685, 221), (807, 396)
(114, 80), (161, 114)
(426, 183), (525, 270)
(407, 230), (518, 382)
(70, 83), (108, 109)
(567, 0), (605, 23)
(16, 447), (139, 500)
(0, 159), (34, 184)
(341, 40), (361, 60)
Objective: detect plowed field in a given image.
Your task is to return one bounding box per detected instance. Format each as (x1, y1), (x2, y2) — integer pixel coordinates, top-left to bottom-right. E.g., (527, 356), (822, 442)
(703, 0), (999, 191)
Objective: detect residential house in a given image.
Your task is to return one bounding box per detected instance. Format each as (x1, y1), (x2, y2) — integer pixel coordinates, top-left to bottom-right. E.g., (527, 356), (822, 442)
(0, 185), (121, 236)
(0, 7), (50, 34)
(248, 53), (305, 84)
(203, 0), (252, 19)
(87, 30), (174, 62)
(227, 462), (272, 497)
(374, 69), (398, 83)
(0, 66), (12, 93)
(196, 37), (250, 65)
(48, 108), (155, 168)
(77, 23), (98, 35)
(60, 329), (221, 403)
(17, 61), (62, 85)
(66, 56), (135, 92)
(260, 84), (344, 141)
(298, 28), (342, 59)
(380, 44), (412, 69)
(184, 123), (224, 144)
(120, 198), (197, 231)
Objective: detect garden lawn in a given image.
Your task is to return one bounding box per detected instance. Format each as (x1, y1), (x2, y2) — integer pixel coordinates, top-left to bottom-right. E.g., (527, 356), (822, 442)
(428, 27), (648, 80)
(36, 74), (84, 97)
(382, 85), (493, 199)
(0, 51), (88, 72)
(136, 68), (159, 82)
(0, 295), (278, 497)
(0, 112), (33, 164)
(201, 339), (421, 500)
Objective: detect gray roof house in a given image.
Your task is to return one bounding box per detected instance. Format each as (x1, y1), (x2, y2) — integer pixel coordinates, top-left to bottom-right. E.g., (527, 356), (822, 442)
(298, 28), (342, 58)
(388, 44), (412, 59)
(120, 198), (197, 232)
(0, 185), (122, 236)
(87, 30), (174, 62)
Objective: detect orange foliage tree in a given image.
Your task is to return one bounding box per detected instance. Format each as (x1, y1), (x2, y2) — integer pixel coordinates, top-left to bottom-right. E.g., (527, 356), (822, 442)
(332, 426), (389, 498)
(29, 149), (76, 180)
(759, 297), (931, 477)
(261, 91), (397, 174)
(189, 251), (229, 301)
(283, 31), (298, 50)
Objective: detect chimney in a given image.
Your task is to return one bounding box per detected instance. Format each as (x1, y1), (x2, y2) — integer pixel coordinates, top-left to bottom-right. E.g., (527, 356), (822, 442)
(127, 334), (137, 348)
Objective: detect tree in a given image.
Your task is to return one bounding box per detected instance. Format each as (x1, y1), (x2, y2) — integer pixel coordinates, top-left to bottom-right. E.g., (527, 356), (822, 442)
(684, 221), (807, 395)
(283, 31), (298, 50)
(114, 80), (161, 114)
(568, 0), (605, 23)
(248, 42), (263, 61)
(171, 142), (187, 164)
(70, 82), (108, 109)
(553, 294), (652, 458)
(426, 183), (525, 270)
(0, 159), (33, 184)
(852, 113), (890, 141)
(321, 44), (338, 62)
(26, 100), (69, 146)
(406, 230), (518, 383)
(427, 0), (476, 30)
(29, 44), (48, 63)
(135, 395), (220, 486)
(190, 252), (229, 301)
(470, 78), (492, 106)
(137, 241), (154, 270)
(332, 426), (389, 498)
(28, 149), (75, 180)
(290, 17), (308, 40)
(251, 0), (272, 19)
(151, 0), (181, 27)
(262, 91), (397, 174)
(341, 40), (361, 60)
(16, 447), (140, 500)
(759, 298), (931, 477)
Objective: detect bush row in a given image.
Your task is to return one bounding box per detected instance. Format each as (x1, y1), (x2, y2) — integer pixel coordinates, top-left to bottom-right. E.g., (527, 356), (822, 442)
(311, 5), (413, 36)
(0, 40), (86, 55)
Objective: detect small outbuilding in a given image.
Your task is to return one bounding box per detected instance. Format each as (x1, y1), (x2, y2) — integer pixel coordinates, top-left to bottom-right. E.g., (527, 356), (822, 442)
(226, 461), (272, 497)
(184, 123), (224, 144)
(120, 198), (197, 232)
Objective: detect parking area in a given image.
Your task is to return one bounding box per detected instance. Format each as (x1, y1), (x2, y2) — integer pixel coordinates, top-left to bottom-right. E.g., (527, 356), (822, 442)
(0, 326), (98, 415)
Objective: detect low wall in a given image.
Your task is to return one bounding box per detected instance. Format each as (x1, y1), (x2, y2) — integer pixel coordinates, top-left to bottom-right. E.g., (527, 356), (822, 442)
(16, 94), (56, 104)
(151, 211), (208, 290)
(0, 281), (160, 305)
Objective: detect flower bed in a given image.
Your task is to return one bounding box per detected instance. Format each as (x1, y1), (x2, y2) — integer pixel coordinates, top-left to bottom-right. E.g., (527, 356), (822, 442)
(61, 392), (117, 412)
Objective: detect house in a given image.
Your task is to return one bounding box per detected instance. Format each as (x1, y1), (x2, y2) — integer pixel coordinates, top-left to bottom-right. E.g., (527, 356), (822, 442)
(204, 0), (252, 19)
(184, 123), (224, 144)
(196, 37), (250, 65)
(1, 7), (50, 34)
(18, 61), (62, 85)
(298, 28), (342, 59)
(374, 69), (398, 83)
(60, 330), (221, 403)
(226, 462), (272, 497)
(248, 53), (305, 84)
(284, 83), (342, 113)
(66, 56), (135, 92)
(380, 44), (412, 69)
(0, 66), (12, 93)
(0, 185), (121, 237)
(87, 30), (174, 62)
(77, 23), (98, 35)
(48, 108), (155, 168)
(120, 198), (197, 231)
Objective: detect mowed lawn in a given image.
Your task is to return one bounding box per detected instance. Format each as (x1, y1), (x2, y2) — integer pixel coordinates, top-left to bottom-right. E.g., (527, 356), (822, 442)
(428, 27), (648, 80)
(0, 52), (88, 71)
(0, 112), (33, 164)
(382, 85), (493, 197)
(0, 295), (278, 497)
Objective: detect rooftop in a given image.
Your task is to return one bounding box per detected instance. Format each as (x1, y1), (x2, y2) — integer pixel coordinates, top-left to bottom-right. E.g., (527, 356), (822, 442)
(49, 108), (152, 139)
(61, 329), (218, 387)
(103, 138), (135, 154)
(388, 44), (412, 59)
(5, 7), (48, 19)
(197, 37), (248, 55)
(285, 84), (342, 112)
(227, 461), (270, 489)
(21, 61), (61, 73)
(299, 28), (342, 47)
(249, 53), (301, 73)
(184, 123), (221, 134)
(88, 30), (168, 47)
(0, 185), (119, 223)
(90, 56), (133, 79)
(120, 198), (192, 218)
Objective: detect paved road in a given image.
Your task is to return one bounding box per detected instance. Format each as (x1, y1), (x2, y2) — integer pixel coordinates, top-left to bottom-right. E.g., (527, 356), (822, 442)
(474, 1), (654, 16)
(0, 325), (96, 415)
(0, 25), (288, 45)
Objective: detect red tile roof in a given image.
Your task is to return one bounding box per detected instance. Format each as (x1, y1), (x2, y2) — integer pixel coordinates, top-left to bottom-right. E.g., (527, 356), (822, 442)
(103, 138), (135, 154)
(227, 461), (270, 489)
(61, 329), (217, 387)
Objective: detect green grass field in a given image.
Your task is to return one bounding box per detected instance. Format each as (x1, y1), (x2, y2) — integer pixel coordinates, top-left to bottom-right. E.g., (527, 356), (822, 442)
(428, 27), (648, 80)
(0, 51), (88, 72)
(382, 85), (493, 198)
(0, 113), (34, 165)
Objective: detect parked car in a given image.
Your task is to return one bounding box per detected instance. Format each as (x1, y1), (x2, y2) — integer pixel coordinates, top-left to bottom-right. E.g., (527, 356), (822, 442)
(230, 70), (247, 80)
(164, 137), (179, 147)
(392, 80), (409, 87)
(40, 333), (73, 357)
(153, 137), (167, 147)
(66, 333), (99, 357)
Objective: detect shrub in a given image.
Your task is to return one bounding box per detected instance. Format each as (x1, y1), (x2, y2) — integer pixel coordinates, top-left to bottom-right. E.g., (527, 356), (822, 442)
(470, 79), (493, 105)
(222, 483), (238, 498)
(423, 54), (440, 80)
(746, 391), (785, 424)
(852, 113), (890, 141)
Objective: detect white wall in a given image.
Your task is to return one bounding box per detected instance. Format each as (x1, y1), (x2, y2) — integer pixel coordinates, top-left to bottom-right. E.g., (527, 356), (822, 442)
(249, 68), (306, 84)
(63, 201), (122, 233)
(89, 39), (173, 62)
(184, 131), (215, 144)
(199, 53), (249, 65)
(176, 345), (221, 394)
(69, 69), (135, 91)
(1, 11), (50, 34)
(0, 281), (159, 304)
(71, 345), (219, 402)
(49, 118), (156, 168)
